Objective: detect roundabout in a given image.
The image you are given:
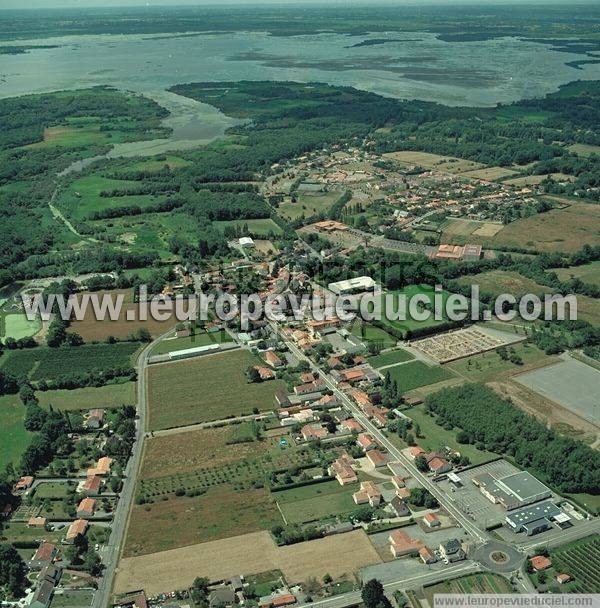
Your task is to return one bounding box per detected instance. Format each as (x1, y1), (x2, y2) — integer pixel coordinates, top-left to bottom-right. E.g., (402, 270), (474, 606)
(473, 541), (525, 573)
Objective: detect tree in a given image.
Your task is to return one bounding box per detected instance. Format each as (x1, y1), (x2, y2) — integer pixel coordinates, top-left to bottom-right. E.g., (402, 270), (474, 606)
(362, 579), (391, 608)
(414, 455), (429, 472)
(323, 573), (333, 585)
(0, 543), (27, 598)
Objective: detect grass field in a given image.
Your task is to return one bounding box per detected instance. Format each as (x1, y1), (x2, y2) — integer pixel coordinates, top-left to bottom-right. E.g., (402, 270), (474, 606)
(213, 218), (283, 236)
(117, 529), (380, 595)
(460, 166), (518, 181)
(383, 361), (454, 393)
(1, 522), (64, 546)
(279, 191), (342, 221)
(151, 330), (229, 356)
(35, 481), (76, 499)
(350, 322), (397, 348)
(275, 480), (358, 524)
(404, 404), (497, 465)
(1, 312), (41, 340)
(35, 382), (136, 410)
(147, 349), (287, 430)
(383, 151), (484, 174)
(568, 143), (600, 157)
(69, 289), (178, 341)
(0, 394), (32, 470)
(368, 348), (414, 368)
(555, 261), (600, 287)
(0, 342), (140, 382)
(117, 155), (192, 172)
(124, 486), (283, 556)
(424, 573), (513, 603)
(446, 343), (559, 383)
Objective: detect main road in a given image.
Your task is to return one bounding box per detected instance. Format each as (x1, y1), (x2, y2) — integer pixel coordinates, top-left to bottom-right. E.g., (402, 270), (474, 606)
(92, 329), (175, 608)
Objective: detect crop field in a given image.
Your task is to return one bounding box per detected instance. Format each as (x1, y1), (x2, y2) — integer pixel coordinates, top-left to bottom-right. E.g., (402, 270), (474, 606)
(213, 218), (283, 236)
(555, 261), (600, 287)
(0, 394), (32, 470)
(424, 573), (513, 603)
(147, 349), (287, 430)
(151, 329), (229, 356)
(35, 382), (136, 410)
(446, 343), (558, 383)
(545, 535), (600, 593)
(117, 529), (380, 595)
(124, 486), (283, 556)
(0, 342), (139, 381)
(404, 404), (496, 465)
(383, 361), (454, 393)
(275, 480), (358, 524)
(69, 289), (177, 341)
(368, 348), (414, 368)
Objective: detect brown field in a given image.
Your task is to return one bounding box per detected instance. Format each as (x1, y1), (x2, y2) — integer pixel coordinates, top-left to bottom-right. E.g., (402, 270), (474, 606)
(472, 223), (504, 237)
(35, 382), (136, 410)
(503, 173), (575, 186)
(70, 289), (176, 341)
(147, 349), (287, 430)
(471, 202), (600, 253)
(460, 166), (518, 181)
(254, 239), (279, 255)
(383, 151), (484, 174)
(117, 529), (380, 595)
(123, 486), (283, 557)
(140, 426), (269, 480)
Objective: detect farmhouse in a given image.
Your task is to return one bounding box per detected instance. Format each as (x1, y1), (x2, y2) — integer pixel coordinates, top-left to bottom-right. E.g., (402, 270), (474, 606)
(28, 517), (48, 528)
(353, 481), (382, 507)
(86, 409), (105, 429)
(389, 530), (424, 558)
(239, 237), (255, 248)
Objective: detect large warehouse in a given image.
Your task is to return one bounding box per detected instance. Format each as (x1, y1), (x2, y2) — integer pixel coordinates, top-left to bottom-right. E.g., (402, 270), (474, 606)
(473, 471), (552, 510)
(505, 500), (567, 536)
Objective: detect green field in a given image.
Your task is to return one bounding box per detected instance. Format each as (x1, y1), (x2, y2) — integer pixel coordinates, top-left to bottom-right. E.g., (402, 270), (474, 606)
(147, 349), (287, 430)
(274, 480), (358, 524)
(151, 330), (229, 356)
(350, 321), (397, 348)
(0, 342), (140, 382)
(213, 218), (283, 236)
(0, 394), (32, 470)
(368, 348), (414, 368)
(50, 590), (94, 608)
(555, 261), (600, 288)
(117, 155), (192, 173)
(34, 481), (76, 499)
(404, 404), (497, 465)
(384, 361), (454, 393)
(1, 313), (41, 340)
(279, 191), (343, 221)
(35, 382), (137, 410)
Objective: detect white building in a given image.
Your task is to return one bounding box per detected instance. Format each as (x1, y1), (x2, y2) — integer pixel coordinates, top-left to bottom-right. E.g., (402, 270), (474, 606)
(328, 276), (376, 295)
(239, 237), (255, 248)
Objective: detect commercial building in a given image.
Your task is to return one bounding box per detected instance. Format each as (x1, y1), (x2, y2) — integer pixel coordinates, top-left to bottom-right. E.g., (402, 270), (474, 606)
(328, 276), (376, 295)
(505, 500), (565, 535)
(473, 471), (552, 510)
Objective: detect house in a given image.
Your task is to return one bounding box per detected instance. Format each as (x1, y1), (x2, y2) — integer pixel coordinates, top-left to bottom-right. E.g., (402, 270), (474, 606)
(82, 474), (102, 496)
(239, 236), (255, 248)
(529, 555), (552, 572)
(254, 365), (276, 381)
(350, 389), (372, 408)
(391, 475), (406, 489)
(357, 433), (377, 452)
(176, 326), (191, 338)
(301, 424), (328, 441)
(389, 496), (410, 517)
(14, 475), (34, 492)
(39, 564), (60, 586)
(423, 513), (441, 528)
(65, 519), (89, 543)
(327, 356), (342, 369)
(389, 530), (423, 558)
(315, 394), (340, 409)
(28, 516), (47, 528)
(396, 487), (411, 500)
(300, 372), (315, 383)
(557, 574), (571, 585)
(408, 446), (426, 460)
(29, 579), (54, 608)
(341, 418), (362, 433)
(353, 481), (382, 507)
(419, 546), (437, 564)
(439, 539), (465, 563)
(426, 454), (452, 475)
(77, 497), (96, 518)
(329, 455), (358, 486)
(369, 408), (389, 428)
(366, 449), (388, 468)
(209, 587), (236, 608)
(275, 390), (291, 408)
(86, 409), (105, 429)
(264, 351), (284, 368)
(30, 542), (59, 571)
(259, 594), (296, 608)
(87, 456), (112, 477)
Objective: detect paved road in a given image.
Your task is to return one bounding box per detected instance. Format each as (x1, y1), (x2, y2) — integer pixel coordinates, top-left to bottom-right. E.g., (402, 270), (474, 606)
(92, 330), (174, 608)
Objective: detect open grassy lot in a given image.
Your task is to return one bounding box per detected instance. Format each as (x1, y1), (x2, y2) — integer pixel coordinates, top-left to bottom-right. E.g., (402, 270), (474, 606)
(35, 382), (136, 411)
(383, 151), (484, 174)
(117, 155), (192, 173)
(275, 480), (358, 524)
(446, 343), (559, 383)
(0, 394), (32, 470)
(50, 590), (94, 608)
(350, 322), (397, 348)
(34, 481), (76, 499)
(124, 486), (283, 556)
(213, 218), (283, 236)
(568, 143), (600, 157)
(457, 270), (552, 298)
(470, 202), (600, 253)
(1, 312), (41, 340)
(460, 166), (518, 181)
(0, 342), (140, 382)
(151, 330), (229, 356)
(384, 361), (454, 393)
(69, 289), (178, 341)
(278, 191), (342, 221)
(404, 404), (497, 465)
(147, 349), (287, 430)
(424, 573), (513, 603)
(117, 529), (380, 595)
(368, 348), (414, 368)
(555, 261), (600, 287)
(0, 522), (63, 546)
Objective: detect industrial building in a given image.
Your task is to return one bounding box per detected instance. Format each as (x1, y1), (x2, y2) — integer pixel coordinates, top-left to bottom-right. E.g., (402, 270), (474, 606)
(472, 471), (551, 510)
(505, 500), (567, 536)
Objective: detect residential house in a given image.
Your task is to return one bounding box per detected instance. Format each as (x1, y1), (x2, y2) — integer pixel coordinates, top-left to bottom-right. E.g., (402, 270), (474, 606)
(29, 542), (59, 571)
(329, 454), (358, 486)
(425, 453), (453, 475)
(87, 456), (113, 477)
(29, 579), (54, 608)
(264, 351), (284, 369)
(353, 481), (382, 507)
(396, 487), (411, 500)
(557, 574), (571, 585)
(357, 433), (377, 452)
(28, 516), (47, 528)
(408, 446), (426, 460)
(439, 539), (465, 563)
(389, 496), (410, 517)
(259, 594), (297, 608)
(315, 394), (340, 409)
(209, 587), (236, 608)
(419, 547), (437, 564)
(77, 498), (96, 518)
(254, 365), (276, 381)
(350, 389), (372, 408)
(366, 449), (388, 468)
(300, 372), (315, 383)
(389, 530), (424, 558)
(391, 475), (406, 490)
(14, 475), (34, 493)
(530, 556), (552, 572)
(301, 424), (328, 441)
(423, 513), (441, 528)
(65, 519), (89, 544)
(82, 474), (102, 496)
(86, 409), (105, 430)
(341, 418), (362, 433)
